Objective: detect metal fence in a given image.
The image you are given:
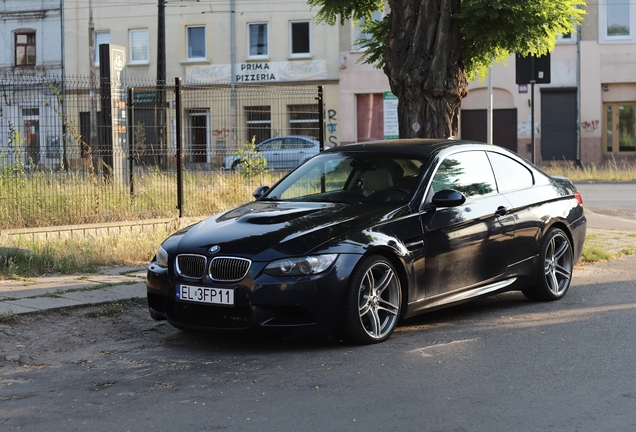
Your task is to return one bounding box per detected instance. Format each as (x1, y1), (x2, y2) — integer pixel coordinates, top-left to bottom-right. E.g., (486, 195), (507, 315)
(0, 74), (323, 229)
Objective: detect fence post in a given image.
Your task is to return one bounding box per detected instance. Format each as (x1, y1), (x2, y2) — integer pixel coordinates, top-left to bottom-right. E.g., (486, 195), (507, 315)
(318, 85), (324, 152)
(175, 77), (184, 218)
(128, 87), (135, 197)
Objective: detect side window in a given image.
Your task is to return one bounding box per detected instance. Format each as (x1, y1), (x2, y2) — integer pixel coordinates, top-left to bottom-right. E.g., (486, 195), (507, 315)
(15, 32), (36, 66)
(260, 139), (282, 151)
(95, 32), (110, 66)
(487, 152), (534, 193)
(129, 29), (149, 64)
(186, 26), (206, 60)
(290, 21), (311, 57)
(431, 151), (497, 199)
(248, 23), (268, 58)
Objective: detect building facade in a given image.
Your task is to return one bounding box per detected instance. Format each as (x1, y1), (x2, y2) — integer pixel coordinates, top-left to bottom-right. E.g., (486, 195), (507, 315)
(61, 0), (341, 169)
(339, 3), (636, 165)
(0, 0), (64, 169)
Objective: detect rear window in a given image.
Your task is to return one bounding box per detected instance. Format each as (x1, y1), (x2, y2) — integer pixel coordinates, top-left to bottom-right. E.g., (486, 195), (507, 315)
(487, 152), (534, 193)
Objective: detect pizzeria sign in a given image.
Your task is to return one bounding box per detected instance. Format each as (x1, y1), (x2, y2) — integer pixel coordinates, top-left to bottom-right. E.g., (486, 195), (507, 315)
(186, 60), (327, 85)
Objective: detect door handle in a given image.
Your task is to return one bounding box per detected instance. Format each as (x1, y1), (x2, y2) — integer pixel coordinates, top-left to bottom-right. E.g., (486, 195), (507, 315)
(495, 206), (508, 217)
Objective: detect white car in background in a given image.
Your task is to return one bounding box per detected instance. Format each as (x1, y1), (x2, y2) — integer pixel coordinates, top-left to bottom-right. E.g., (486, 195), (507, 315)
(223, 136), (324, 170)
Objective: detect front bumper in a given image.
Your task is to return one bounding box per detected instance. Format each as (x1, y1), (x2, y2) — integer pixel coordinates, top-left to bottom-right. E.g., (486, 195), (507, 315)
(147, 253), (362, 336)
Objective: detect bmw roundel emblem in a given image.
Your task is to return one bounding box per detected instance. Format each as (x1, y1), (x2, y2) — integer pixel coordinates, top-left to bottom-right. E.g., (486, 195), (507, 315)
(209, 245), (221, 254)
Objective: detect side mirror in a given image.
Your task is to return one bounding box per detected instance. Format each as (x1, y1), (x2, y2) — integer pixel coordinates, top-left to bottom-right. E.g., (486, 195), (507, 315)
(432, 189), (466, 207)
(252, 185), (270, 200)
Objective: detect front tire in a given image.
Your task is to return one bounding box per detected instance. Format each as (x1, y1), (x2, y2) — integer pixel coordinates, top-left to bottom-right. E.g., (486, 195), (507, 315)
(523, 228), (573, 301)
(345, 255), (402, 344)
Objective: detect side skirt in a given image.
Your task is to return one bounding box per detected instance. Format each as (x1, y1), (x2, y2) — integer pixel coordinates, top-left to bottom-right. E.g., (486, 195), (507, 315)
(405, 277), (517, 318)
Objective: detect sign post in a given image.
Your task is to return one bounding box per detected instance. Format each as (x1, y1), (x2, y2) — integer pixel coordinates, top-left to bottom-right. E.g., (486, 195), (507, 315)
(99, 44), (128, 184)
(516, 54), (551, 164)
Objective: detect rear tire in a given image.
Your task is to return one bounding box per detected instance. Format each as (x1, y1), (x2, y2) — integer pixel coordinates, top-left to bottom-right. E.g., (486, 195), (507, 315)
(345, 255), (402, 344)
(523, 228), (573, 301)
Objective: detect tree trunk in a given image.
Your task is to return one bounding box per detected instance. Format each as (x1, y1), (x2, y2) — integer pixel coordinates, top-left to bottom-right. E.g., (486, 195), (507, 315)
(385, 0), (467, 138)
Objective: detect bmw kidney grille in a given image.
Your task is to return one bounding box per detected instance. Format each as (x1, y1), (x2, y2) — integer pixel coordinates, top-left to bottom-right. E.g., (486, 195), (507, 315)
(175, 254), (251, 282)
(176, 254), (207, 279)
(209, 257), (251, 282)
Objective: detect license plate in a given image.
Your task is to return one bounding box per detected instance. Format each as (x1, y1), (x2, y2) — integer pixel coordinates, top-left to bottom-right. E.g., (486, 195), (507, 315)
(177, 284), (234, 306)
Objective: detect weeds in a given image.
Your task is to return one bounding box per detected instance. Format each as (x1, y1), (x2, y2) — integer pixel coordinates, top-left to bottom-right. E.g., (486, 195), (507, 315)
(0, 229), (171, 279)
(0, 310), (21, 325)
(84, 297), (147, 318)
(542, 158), (636, 181)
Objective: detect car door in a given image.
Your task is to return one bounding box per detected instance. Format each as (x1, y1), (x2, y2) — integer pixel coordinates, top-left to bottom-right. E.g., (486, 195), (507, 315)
(283, 137), (318, 169)
(486, 150), (541, 267)
(419, 150), (516, 296)
(258, 138), (284, 169)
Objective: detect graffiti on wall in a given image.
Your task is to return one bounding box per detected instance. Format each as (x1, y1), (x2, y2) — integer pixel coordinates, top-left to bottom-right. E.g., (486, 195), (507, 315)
(582, 120), (599, 132)
(518, 117), (540, 137)
(327, 109), (338, 146)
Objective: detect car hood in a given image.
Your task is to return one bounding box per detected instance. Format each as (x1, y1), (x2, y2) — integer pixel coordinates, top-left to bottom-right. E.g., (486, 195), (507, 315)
(167, 200), (402, 261)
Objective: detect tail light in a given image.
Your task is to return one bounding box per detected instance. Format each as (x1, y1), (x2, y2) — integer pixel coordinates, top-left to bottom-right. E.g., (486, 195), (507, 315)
(574, 190), (583, 208)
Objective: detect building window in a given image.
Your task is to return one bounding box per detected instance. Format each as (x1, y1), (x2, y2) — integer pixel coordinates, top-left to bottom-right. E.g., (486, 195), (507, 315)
(187, 26), (206, 60)
(248, 23), (268, 58)
(245, 106), (271, 144)
(600, 0), (633, 42)
(95, 32), (110, 66)
(129, 29), (149, 64)
(557, 31), (576, 44)
(290, 21), (311, 57)
(351, 10), (383, 52)
(289, 104), (319, 136)
(604, 103), (636, 153)
(15, 32), (36, 66)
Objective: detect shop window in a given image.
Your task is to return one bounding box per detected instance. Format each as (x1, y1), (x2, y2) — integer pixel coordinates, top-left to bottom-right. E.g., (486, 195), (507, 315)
(604, 103), (636, 153)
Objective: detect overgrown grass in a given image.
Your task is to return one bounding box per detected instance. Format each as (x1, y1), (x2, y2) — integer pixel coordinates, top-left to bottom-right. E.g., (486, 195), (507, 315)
(0, 169), (284, 230)
(0, 227), (173, 278)
(541, 158), (636, 182)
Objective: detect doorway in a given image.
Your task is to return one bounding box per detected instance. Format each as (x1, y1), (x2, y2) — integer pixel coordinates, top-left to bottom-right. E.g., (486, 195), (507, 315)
(188, 110), (209, 164)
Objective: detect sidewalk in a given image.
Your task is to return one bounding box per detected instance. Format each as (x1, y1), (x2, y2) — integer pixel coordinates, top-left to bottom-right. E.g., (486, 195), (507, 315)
(1, 209), (635, 317)
(0, 266), (147, 316)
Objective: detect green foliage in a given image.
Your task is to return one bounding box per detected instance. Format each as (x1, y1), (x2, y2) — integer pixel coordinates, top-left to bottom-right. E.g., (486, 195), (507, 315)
(310, 0), (585, 80)
(308, 0), (385, 25)
(231, 137), (271, 179)
(460, 0), (586, 81)
(356, 15), (389, 68)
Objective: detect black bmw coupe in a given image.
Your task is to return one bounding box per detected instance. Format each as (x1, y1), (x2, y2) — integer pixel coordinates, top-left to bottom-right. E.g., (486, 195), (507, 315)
(147, 139), (586, 344)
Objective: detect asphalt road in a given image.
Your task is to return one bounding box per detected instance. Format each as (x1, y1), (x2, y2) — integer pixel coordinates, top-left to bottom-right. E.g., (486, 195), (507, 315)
(574, 182), (636, 213)
(2, 254), (636, 432)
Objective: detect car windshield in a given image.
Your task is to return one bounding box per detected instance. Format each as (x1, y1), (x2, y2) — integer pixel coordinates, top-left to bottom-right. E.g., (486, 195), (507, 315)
(263, 152), (428, 204)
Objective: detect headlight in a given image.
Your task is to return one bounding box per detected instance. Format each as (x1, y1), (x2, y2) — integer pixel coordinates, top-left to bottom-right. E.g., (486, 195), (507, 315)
(264, 254), (338, 276)
(156, 246), (169, 268)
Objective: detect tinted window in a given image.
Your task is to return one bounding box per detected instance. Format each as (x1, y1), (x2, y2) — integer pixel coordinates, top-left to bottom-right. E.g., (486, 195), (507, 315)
(487, 152), (534, 192)
(431, 151), (496, 199)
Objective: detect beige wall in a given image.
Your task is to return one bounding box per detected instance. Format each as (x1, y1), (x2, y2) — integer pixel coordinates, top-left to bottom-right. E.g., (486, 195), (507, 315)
(64, 0), (340, 82)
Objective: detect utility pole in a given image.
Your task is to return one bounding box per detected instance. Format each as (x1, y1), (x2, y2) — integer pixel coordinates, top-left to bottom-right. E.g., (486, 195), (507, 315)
(157, 0), (167, 167)
(230, 0), (237, 150)
(61, 0), (68, 170)
(89, 0), (98, 166)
